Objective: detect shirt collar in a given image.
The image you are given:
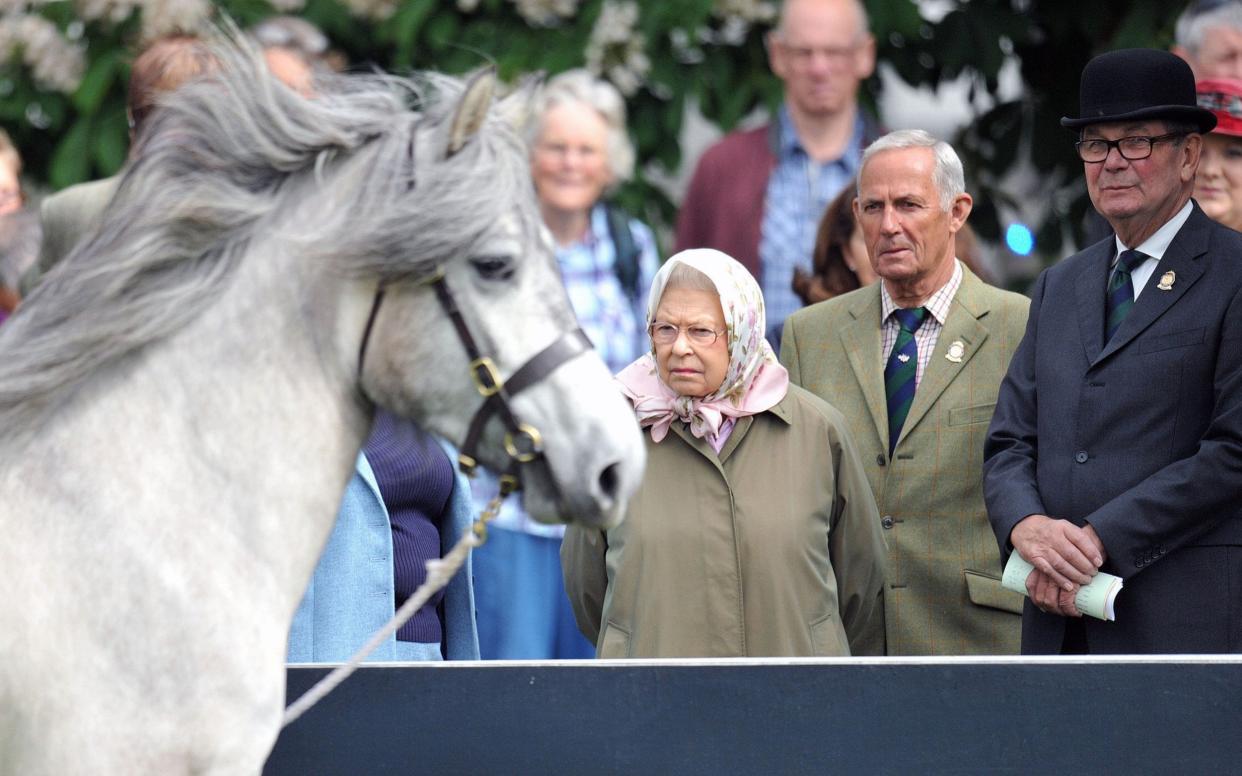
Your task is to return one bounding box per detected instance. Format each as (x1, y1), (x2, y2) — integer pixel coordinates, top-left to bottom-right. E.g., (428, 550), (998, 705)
(1112, 199), (1193, 263)
(880, 259), (963, 327)
(775, 104), (865, 173)
(574, 203), (605, 249)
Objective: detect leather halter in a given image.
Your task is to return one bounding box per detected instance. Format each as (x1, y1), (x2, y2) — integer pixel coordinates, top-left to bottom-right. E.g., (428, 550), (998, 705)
(354, 124), (591, 491)
(356, 271), (592, 490)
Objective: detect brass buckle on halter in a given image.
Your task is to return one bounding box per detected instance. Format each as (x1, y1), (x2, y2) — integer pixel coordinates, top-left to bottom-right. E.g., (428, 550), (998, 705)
(457, 452), (478, 476)
(469, 357), (503, 397)
(416, 265), (446, 286)
(503, 423), (543, 463)
(498, 473), (521, 495)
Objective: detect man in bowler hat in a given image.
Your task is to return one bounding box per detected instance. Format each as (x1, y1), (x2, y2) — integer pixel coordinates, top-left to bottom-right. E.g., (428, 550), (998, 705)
(984, 48), (1242, 654)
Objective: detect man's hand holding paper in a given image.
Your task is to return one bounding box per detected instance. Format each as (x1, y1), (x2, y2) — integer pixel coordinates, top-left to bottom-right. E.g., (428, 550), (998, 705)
(1002, 552), (1124, 622)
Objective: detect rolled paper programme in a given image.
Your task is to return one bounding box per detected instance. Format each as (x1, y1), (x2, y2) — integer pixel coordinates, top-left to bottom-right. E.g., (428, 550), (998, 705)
(1001, 552), (1124, 621)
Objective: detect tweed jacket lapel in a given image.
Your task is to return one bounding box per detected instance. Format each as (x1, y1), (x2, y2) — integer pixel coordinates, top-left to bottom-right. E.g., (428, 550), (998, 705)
(1093, 205), (1210, 366)
(897, 267), (990, 446)
(838, 286), (888, 450)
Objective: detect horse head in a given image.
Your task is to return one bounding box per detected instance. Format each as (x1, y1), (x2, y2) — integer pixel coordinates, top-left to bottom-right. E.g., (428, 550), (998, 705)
(349, 70), (644, 528)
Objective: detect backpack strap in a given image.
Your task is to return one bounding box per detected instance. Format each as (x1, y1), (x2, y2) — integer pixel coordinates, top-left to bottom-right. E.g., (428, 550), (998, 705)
(603, 202), (641, 304)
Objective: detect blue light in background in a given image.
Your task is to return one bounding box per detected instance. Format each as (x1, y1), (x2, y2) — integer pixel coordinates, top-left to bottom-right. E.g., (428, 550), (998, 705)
(1005, 223), (1035, 256)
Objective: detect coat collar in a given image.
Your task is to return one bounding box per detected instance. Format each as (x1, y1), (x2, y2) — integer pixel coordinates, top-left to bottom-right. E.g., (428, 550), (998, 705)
(839, 286), (889, 449)
(897, 266), (991, 447)
(837, 265), (992, 452)
(1080, 201), (1210, 366)
(666, 391), (793, 466)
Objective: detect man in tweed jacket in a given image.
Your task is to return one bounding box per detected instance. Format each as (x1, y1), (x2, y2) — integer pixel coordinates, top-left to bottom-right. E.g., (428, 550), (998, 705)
(781, 130), (1029, 655)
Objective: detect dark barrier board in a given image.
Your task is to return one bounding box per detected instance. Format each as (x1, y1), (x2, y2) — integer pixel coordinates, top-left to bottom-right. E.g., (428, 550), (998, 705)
(267, 658), (1242, 775)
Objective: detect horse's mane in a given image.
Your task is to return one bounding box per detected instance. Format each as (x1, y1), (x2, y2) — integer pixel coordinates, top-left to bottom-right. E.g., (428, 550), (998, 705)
(0, 33), (536, 431)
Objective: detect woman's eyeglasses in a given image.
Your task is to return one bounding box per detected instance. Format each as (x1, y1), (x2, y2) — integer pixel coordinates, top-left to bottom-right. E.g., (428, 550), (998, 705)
(649, 322), (725, 346)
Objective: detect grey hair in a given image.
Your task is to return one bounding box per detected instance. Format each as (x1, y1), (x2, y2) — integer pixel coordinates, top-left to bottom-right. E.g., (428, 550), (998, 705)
(0, 31), (537, 427)
(774, 0), (870, 42)
(529, 68), (634, 185)
(1176, 2), (1242, 54)
(662, 262), (716, 295)
(858, 129), (965, 211)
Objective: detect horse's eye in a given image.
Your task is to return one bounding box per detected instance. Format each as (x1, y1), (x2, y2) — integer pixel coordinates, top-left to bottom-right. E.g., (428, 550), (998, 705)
(470, 255), (514, 280)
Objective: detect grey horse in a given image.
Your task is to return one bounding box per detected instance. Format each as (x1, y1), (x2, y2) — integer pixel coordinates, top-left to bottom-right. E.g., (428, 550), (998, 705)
(0, 37), (643, 775)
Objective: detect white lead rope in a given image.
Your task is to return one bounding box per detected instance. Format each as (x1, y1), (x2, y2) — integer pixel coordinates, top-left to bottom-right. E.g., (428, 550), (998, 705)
(282, 510), (490, 727)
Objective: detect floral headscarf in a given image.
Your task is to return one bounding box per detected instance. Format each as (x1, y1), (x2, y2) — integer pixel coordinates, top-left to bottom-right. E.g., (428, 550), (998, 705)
(615, 248), (790, 450)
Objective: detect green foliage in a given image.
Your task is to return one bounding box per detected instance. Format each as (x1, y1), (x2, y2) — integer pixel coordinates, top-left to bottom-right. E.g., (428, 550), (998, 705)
(0, 0), (1193, 268)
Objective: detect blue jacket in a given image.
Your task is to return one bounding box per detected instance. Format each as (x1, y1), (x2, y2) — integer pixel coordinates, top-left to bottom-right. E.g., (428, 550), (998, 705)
(287, 439), (480, 662)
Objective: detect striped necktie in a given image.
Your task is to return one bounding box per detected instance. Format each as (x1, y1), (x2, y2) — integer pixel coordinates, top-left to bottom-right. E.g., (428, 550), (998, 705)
(884, 306), (928, 455)
(1105, 249), (1148, 341)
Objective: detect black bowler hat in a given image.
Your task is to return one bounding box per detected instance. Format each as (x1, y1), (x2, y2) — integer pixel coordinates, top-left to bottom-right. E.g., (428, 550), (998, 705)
(1061, 48), (1217, 132)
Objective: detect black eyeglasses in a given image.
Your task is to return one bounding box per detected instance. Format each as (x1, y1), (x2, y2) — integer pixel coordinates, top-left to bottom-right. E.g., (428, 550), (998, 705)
(1074, 133), (1187, 163)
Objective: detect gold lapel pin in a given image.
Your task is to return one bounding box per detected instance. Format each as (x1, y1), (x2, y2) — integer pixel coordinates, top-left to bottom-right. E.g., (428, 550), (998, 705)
(945, 340), (965, 363)
(1157, 270), (1175, 291)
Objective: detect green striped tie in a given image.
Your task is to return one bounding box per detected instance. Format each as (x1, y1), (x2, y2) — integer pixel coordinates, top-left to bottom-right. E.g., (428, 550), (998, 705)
(884, 307), (928, 455)
(1105, 249), (1147, 341)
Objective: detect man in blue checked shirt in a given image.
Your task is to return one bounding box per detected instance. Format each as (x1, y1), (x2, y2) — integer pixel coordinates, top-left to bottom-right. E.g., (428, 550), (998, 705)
(675, 0), (883, 345)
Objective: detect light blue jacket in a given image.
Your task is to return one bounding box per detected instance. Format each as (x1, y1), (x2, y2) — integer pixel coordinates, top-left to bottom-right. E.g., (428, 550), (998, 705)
(287, 439), (480, 662)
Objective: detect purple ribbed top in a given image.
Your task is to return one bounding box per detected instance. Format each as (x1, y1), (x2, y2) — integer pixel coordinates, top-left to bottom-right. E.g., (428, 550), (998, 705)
(364, 410), (454, 644)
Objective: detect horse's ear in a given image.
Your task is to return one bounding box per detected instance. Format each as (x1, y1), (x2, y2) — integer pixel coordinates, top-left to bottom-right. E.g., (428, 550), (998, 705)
(495, 72), (544, 135)
(446, 68), (497, 157)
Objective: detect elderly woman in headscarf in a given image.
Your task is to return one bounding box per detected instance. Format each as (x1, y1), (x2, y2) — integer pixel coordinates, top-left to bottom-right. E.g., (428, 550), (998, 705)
(562, 248), (887, 658)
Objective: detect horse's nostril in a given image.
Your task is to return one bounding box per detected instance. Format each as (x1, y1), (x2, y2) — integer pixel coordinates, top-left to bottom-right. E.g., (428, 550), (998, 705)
(597, 462), (621, 502)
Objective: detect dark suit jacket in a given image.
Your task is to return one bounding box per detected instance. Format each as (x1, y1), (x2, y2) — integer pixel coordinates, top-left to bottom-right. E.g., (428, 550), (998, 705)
(984, 203), (1242, 654)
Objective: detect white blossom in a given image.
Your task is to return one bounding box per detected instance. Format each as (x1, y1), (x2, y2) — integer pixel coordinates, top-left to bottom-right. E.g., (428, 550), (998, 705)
(340, 0), (398, 21)
(712, 0), (775, 24)
(510, 0), (577, 28)
(584, 1), (648, 96)
(457, 0), (481, 12)
(0, 11), (86, 93)
(139, 0), (211, 37)
(708, 0), (775, 44)
(75, 0), (142, 25)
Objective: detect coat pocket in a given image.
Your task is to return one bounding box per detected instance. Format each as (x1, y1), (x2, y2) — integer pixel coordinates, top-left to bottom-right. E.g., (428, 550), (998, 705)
(810, 611), (850, 656)
(1138, 326), (1205, 354)
(948, 403), (997, 427)
(964, 570), (1024, 615)
(598, 620), (631, 659)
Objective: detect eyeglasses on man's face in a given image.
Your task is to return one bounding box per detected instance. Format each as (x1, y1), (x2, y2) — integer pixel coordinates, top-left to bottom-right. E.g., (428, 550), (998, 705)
(1074, 133), (1187, 163)
(649, 322), (726, 347)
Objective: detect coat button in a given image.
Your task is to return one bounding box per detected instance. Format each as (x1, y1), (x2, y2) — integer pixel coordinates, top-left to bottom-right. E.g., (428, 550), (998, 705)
(876, 454), (886, 466)
(1074, 451), (1089, 463)
(881, 515), (895, 529)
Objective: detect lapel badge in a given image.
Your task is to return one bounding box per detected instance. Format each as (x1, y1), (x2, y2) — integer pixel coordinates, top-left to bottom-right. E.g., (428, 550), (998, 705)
(945, 340), (966, 363)
(1157, 270), (1175, 291)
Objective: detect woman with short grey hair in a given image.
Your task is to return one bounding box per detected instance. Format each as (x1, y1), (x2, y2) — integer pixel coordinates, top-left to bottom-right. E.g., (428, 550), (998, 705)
(470, 69), (660, 660)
